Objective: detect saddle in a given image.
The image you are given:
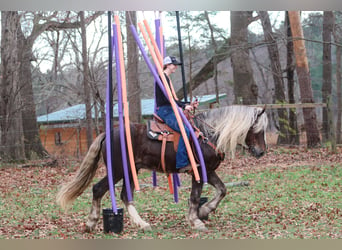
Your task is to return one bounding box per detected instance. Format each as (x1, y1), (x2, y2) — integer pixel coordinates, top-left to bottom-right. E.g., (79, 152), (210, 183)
(147, 114), (187, 174)
(147, 114), (180, 152)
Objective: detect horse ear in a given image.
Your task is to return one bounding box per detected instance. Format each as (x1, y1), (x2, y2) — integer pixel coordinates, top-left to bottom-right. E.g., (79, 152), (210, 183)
(257, 105), (266, 118)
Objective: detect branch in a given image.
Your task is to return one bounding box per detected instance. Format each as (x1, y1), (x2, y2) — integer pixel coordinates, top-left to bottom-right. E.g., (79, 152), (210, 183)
(28, 11), (103, 45)
(176, 38), (231, 98)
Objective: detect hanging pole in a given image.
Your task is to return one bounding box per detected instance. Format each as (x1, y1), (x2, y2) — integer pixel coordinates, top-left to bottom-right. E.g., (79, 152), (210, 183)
(137, 21), (200, 182)
(130, 19), (208, 184)
(140, 16), (207, 184)
(176, 11), (187, 102)
(114, 15), (140, 192)
(152, 14), (161, 187)
(105, 11), (118, 214)
(113, 16), (133, 202)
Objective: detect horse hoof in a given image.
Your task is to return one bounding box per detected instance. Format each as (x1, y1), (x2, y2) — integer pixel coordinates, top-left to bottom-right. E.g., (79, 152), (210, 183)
(85, 221), (96, 233)
(192, 219), (208, 231)
(85, 225), (93, 233)
(196, 225), (208, 232)
(142, 224), (152, 231)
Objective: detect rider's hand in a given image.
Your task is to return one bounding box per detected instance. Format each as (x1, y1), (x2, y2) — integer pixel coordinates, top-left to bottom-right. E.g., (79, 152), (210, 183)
(185, 105), (194, 112)
(191, 100), (199, 109)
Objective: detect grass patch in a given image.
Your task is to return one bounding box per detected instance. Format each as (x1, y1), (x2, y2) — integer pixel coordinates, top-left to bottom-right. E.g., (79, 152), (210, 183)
(0, 160), (341, 239)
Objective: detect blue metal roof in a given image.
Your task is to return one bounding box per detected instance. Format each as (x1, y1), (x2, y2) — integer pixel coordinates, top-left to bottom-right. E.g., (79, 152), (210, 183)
(37, 94), (226, 124)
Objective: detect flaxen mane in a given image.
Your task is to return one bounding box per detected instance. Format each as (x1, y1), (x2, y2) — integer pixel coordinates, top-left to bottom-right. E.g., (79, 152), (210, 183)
(199, 105), (268, 157)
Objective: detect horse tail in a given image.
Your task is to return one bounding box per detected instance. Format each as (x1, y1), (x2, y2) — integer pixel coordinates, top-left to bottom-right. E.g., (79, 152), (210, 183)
(56, 132), (106, 210)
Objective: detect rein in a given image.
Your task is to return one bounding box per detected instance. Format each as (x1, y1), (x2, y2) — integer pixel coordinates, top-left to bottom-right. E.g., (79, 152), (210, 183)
(185, 110), (225, 161)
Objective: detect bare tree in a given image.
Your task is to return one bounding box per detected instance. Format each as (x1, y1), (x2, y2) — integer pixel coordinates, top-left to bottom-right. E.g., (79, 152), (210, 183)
(175, 11), (229, 99)
(288, 11), (320, 147)
(230, 11), (258, 105)
(321, 11), (334, 142)
(285, 11), (300, 145)
(126, 11), (141, 123)
(54, 12), (106, 132)
(204, 11), (219, 103)
(333, 12), (342, 144)
(176, 38), (231, 99)
(0, 11), (25, 161)
(80, 11), (93, 148)
(259, 11), (290, 144)
(0, 11), (104, 161)
(16, 12), (84, 160)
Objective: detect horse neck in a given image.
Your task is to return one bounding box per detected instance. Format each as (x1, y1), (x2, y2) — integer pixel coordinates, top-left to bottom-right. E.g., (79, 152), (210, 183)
(194, 112), (219, 144)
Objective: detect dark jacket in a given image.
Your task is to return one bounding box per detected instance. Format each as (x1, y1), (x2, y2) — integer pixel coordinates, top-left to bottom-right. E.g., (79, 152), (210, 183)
(155, 73), (189, 109)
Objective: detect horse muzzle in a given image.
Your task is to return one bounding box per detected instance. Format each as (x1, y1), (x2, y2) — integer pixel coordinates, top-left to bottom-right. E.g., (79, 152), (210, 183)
(249, 146), (265, 158)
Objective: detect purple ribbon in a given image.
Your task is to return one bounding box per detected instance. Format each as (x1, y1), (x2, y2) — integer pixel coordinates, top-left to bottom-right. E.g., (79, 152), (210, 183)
(113, 23), (133, 202)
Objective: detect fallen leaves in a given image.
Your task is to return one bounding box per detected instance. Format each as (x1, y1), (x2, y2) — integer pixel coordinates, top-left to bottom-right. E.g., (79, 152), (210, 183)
(1, 145), (342, 238)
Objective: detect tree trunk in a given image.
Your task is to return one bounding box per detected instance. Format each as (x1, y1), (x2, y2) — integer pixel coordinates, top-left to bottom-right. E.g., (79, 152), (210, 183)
(204, 11), (219, 104)
(321, 11), (334, 142)
(0, 11), (25, 161)
(288, 11), (321, 147)
(333, 20), (342, 144)
(17, 19), (49, 159)
(285, 11), (300, 145)
(230, 11), (258, 105)
(126, 11), (141, 123)
(259, 11), (289, 144)
(80, 11), (93, 149)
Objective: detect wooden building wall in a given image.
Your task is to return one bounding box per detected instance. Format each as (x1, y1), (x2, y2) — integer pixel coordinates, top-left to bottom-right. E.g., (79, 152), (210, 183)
(39, 124), (100, 157)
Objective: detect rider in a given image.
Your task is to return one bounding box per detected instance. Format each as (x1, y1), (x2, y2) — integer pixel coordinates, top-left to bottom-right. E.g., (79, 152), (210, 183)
(155, 56), (199, 173)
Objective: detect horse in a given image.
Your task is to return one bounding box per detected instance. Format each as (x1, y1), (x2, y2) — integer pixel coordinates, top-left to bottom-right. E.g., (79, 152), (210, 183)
(56, 105), (268, 232)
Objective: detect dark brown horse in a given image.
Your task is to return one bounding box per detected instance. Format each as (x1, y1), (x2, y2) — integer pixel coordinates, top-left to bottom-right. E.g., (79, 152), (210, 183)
(57, 105), (268, 232)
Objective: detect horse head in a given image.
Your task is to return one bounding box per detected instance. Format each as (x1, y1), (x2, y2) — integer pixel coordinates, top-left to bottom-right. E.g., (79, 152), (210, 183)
(245, 106), (268, 158)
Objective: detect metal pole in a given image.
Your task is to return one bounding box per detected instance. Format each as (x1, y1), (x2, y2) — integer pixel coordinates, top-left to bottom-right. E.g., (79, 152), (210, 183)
(105, 11), (118, 213)
(176, 11), (187, 102)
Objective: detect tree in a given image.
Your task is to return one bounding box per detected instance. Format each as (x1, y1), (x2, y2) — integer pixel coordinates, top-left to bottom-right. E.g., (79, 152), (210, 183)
(166, 11), (228, 99)
(285, 11), (300, 145)
(230, 11), (258, 105)
(0, 11), (25, 161)
(80, 11), (94, 148)
(288, 11), (321, 147)
(126, 11), (141, 123)
(333, 11), (342, 144)
(176, 38), (231, 99)
(321, 11), (334, 142)
(18, 12), (103, 159)
(1, 11), (103, 161)
(204, 11), (219, 104)
(259, 11), (290, 144)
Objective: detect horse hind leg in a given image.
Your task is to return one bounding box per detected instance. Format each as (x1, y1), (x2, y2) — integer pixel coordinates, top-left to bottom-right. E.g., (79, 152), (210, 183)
(120, 178), (152, 231)
(198, 171), (226, 221)
(85, 176), (108, 232)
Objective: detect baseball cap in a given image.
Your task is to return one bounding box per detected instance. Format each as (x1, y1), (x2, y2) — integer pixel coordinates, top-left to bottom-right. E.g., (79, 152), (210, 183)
(163, 56), (182, 66)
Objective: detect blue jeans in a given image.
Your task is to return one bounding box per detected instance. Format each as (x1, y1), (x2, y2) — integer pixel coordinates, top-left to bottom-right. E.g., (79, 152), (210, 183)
(157, 105), (190, 169)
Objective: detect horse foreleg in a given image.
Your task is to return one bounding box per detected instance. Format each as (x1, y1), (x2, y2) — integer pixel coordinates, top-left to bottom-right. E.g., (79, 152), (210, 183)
(198, 171), (226, 220)
(188, 177), (207, 231)
(85, 176), (109, 232)
(121, 179), (152, 231)
(125, 203), (151, 231)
